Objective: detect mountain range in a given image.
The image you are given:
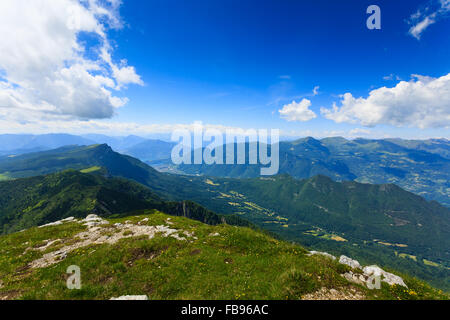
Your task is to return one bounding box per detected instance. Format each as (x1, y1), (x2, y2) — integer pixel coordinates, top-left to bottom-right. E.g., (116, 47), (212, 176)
(0, 143), (448, 291)
(0, 133), (175, 162)
(166, 137), (450, 207)
(2, 134), (448, 208)
(0, 170), (250, 235)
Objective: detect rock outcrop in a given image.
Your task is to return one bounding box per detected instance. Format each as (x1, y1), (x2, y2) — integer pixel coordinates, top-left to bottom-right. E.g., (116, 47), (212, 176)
(307, 251), (336, 260)
(308, 250), (407, 288)
(363, 265), (407, 287)
(38, 216), (76, 228)
(28, 214), (196, 269)
(339, 255), (361, 269)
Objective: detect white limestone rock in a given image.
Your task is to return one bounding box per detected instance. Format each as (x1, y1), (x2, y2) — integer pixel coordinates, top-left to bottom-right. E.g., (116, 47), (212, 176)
(342, 265), (407, 288)
(363, 265), (407, 287)
(342, 271), (366, 286)
(82, 214), (109, 227)
(38, 217), (76, 228)
(84, 214), (103, 221)
(308, 251), (336, 260)
(339, 255), (362, 269)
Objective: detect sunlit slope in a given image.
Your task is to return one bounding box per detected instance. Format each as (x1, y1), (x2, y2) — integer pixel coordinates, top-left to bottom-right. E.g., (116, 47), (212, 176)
(0, 211), (446, 300)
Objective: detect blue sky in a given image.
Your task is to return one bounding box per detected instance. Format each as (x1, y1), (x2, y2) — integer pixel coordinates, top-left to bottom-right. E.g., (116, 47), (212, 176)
(0, 0), (449, 139)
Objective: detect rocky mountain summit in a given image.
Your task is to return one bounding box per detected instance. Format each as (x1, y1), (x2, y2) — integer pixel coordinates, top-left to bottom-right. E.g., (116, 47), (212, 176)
(1, 211), (445, 300)
(28, 214), (197, 269)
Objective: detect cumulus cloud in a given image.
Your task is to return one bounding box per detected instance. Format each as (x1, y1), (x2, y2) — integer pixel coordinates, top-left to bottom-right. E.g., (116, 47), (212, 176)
(408, 0), (450, 39)
(279, 99), (317, 122)
(0, 0), (143, 122)
(320, 73), (450, 129)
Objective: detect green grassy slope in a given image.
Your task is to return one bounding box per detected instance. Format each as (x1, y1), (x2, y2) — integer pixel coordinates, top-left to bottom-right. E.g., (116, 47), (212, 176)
(0, 211), (446, 300)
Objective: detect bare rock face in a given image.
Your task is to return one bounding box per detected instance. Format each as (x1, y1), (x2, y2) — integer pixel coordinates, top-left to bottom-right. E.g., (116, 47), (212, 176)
(27, 215), (196, 269)
(339, 255), (362, 269)
(83, 214), (109, 227)
(110, 295), (149, 300)
(307, 251), (336, 260)
(342, 271), (367, 286)
(363, 265), (407, 287)
(307, 250), (407, 289)
(38, 216), (75, 228)
(342, 265), (408, 289)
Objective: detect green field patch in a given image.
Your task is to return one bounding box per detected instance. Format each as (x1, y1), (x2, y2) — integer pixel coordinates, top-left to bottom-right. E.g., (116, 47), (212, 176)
(204, 179), (219, 186)
(80, 166), (102, 173)
(303, 229), (347, 242)
(397, 253), (417, 262)
(0, 173), (12, 181)
(423, 259), (440, 267)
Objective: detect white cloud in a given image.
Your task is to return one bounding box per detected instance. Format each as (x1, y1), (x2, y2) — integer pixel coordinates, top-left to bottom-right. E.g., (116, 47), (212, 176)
(0, 118), (448, 140)
(321, 73), (450, 129)
(0, 0), (143, 122)
(313, 86), (320, 96)
(383, 74), (401, 81)
(408, 0), (450, 39)
(349, 128), (372, 136)
(100, 47), (144, 89)
(409, 16), (436, 39)
(279, 99), (317, 122)
(0, 119), (279, 137)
